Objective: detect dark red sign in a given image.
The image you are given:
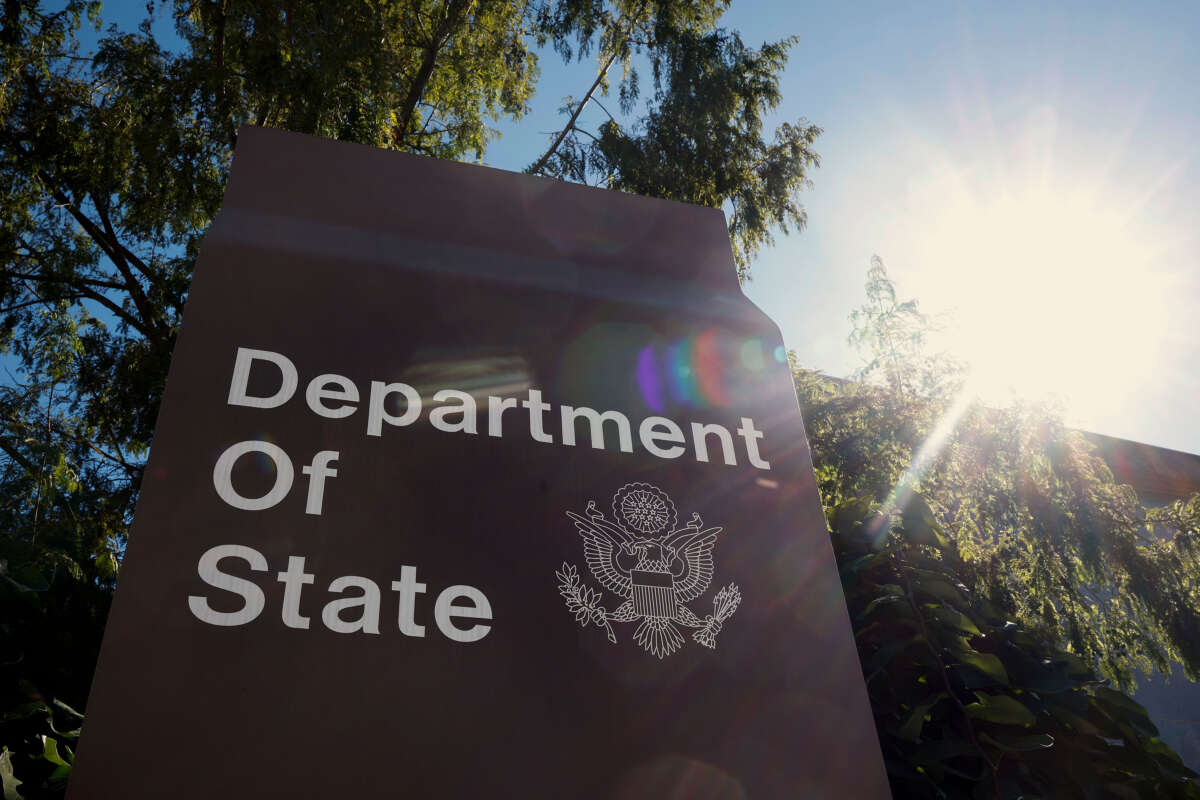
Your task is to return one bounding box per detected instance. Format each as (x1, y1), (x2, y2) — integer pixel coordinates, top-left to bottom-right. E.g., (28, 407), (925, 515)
(67, 126), (890, 798)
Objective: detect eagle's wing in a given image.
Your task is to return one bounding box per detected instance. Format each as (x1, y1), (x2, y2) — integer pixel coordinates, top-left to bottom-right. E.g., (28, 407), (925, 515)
(667, 527), (721, 602)
(566, 511), (633, 598)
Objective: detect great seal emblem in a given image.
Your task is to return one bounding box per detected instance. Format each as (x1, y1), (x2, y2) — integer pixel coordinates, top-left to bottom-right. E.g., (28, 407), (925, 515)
(556, 483), (741, 658)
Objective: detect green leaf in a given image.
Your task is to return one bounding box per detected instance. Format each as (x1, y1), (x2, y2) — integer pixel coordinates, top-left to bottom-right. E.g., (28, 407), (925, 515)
(1019, 663), (1076, 694)
(52, 697), (85, 721)
(1049, 706), (1101, 737)
(864, 635), (922, 672)
(910, 571), (967, 604)
(955, 650), (1009, 685)
(833, 497), (873, 536)
(1091, 688), (1158, 738)
(900, 494), (949, 548)
(979, 732), (1054, 752)
(0, 748), (22, 800)
(1052, 652), (1093, 678)
(929, 606), (981, 636)
(858, 594), (908, 620)
(41, 736), (71, 767)
(965, 694), (1036, 726)
(897, 693), (947, 742)
(840, 553), (882, 579)
(0, 702), (49, 723)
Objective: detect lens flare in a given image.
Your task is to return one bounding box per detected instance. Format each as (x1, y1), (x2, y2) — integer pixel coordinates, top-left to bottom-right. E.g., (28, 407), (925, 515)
(666, 339), (698, 406)
(739, 339), (765, 372)
(882, 388), (976, 532)
(637, 330), (772, 411)
(636, 345), (663, 412)
(694, 329), (729, 407)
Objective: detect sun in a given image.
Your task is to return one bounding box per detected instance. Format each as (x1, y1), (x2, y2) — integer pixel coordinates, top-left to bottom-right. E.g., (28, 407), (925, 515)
(898, 172), (1177, 427)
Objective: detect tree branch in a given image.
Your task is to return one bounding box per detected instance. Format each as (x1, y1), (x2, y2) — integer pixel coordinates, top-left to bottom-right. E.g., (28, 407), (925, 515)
(0, 434), (39, 476)
(58, 420), (138, 476)
(105, 227), (169, 296)
(93, 197), (165, 336)
(210, 0), (237, 149)
(527, 48), (619, 176)
(590, 95), (620, 125)
(30, 177), (158, 338)
(0, 297), (82, 315)
(392, 0), (471, 149)
(0, 265), (128, 293)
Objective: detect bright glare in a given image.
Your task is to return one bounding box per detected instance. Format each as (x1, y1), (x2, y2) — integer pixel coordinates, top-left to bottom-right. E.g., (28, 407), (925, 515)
(901, 174), (1176, 425)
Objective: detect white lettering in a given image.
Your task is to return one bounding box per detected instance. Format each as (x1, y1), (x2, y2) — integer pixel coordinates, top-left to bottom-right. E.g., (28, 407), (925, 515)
(434, 585), (493, 643)
(367, 381), (421, 436)
(277, 555), (314, 629)
(522, 389), (553, 443)
(487, 395), (517, 438)
(322, 576), (382, 635)
(188, 544), (268, 626)
(391, 565), (427, 638)
(691, 422), (737, 466)
(305, 374), (359, 419)
(639, 416), (685, 459)
(227, 348), (297, 409)
(429, 389), (477, 434)
(212, 440), (294, 511)
(737, 417), (771, 470)
(301, 450), (339, 515)
(190, 547), (492, 642)
(561, 406), (633, 452)
(222, 345), (775, 470)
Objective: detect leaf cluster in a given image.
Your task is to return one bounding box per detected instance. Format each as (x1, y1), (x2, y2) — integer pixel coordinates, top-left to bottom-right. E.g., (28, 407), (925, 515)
(848, 255), (964, 400)
(835, 493), (1200, 799)
(1, 538), (106, 800)
(806, 262), (1200, 689)
(525, 0), (819, 279)
(799, 259), (1200, 794)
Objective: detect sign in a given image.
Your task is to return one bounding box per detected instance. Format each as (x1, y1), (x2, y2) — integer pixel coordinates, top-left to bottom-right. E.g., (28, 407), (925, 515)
(68, 127), (890, 798)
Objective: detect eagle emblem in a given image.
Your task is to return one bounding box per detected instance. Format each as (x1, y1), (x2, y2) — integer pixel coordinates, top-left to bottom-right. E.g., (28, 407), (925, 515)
(556, 483), (741, 658)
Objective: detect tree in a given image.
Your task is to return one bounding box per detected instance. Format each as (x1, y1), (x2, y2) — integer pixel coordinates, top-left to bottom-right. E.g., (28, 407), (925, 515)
(830, 491), (1200, 799)
(848, 254), (963, 400)
(798, 260), (1200, 796)
(0, 1), (821, 795)
(528, 13), (821, 276)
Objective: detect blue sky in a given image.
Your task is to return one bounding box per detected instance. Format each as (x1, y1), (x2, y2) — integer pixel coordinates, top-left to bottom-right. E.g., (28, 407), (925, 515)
(496, 1), (1200, 454)
(94, 1), (1200, 453)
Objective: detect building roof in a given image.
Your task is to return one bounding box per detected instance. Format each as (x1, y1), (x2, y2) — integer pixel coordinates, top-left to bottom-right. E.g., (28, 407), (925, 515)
(1082, 431), (1200, 507)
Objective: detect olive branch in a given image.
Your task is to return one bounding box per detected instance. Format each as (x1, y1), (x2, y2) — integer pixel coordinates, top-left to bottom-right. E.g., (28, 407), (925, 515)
(556, 562), (617, 643)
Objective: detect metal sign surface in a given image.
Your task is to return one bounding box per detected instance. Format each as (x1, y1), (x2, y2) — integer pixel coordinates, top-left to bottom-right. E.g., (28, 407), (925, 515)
(68, 126), (890, 798)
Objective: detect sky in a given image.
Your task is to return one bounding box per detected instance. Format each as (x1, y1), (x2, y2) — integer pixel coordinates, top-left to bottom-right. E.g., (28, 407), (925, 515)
(93, 1), (1200, 454)
(482, 0), (1200, 455)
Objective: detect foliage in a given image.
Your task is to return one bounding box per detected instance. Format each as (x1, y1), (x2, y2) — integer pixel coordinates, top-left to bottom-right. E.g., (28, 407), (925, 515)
(529, 1), (821, 277)
(848, 255), (963, 400)
(800, 260), (1200, 796)
(1, 540), (99, 799)
(803, 261), (1200, 688)
(833, 492), (1200, 799)
(803, 371), (1200, 686)
(176, 0), (541, 157)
